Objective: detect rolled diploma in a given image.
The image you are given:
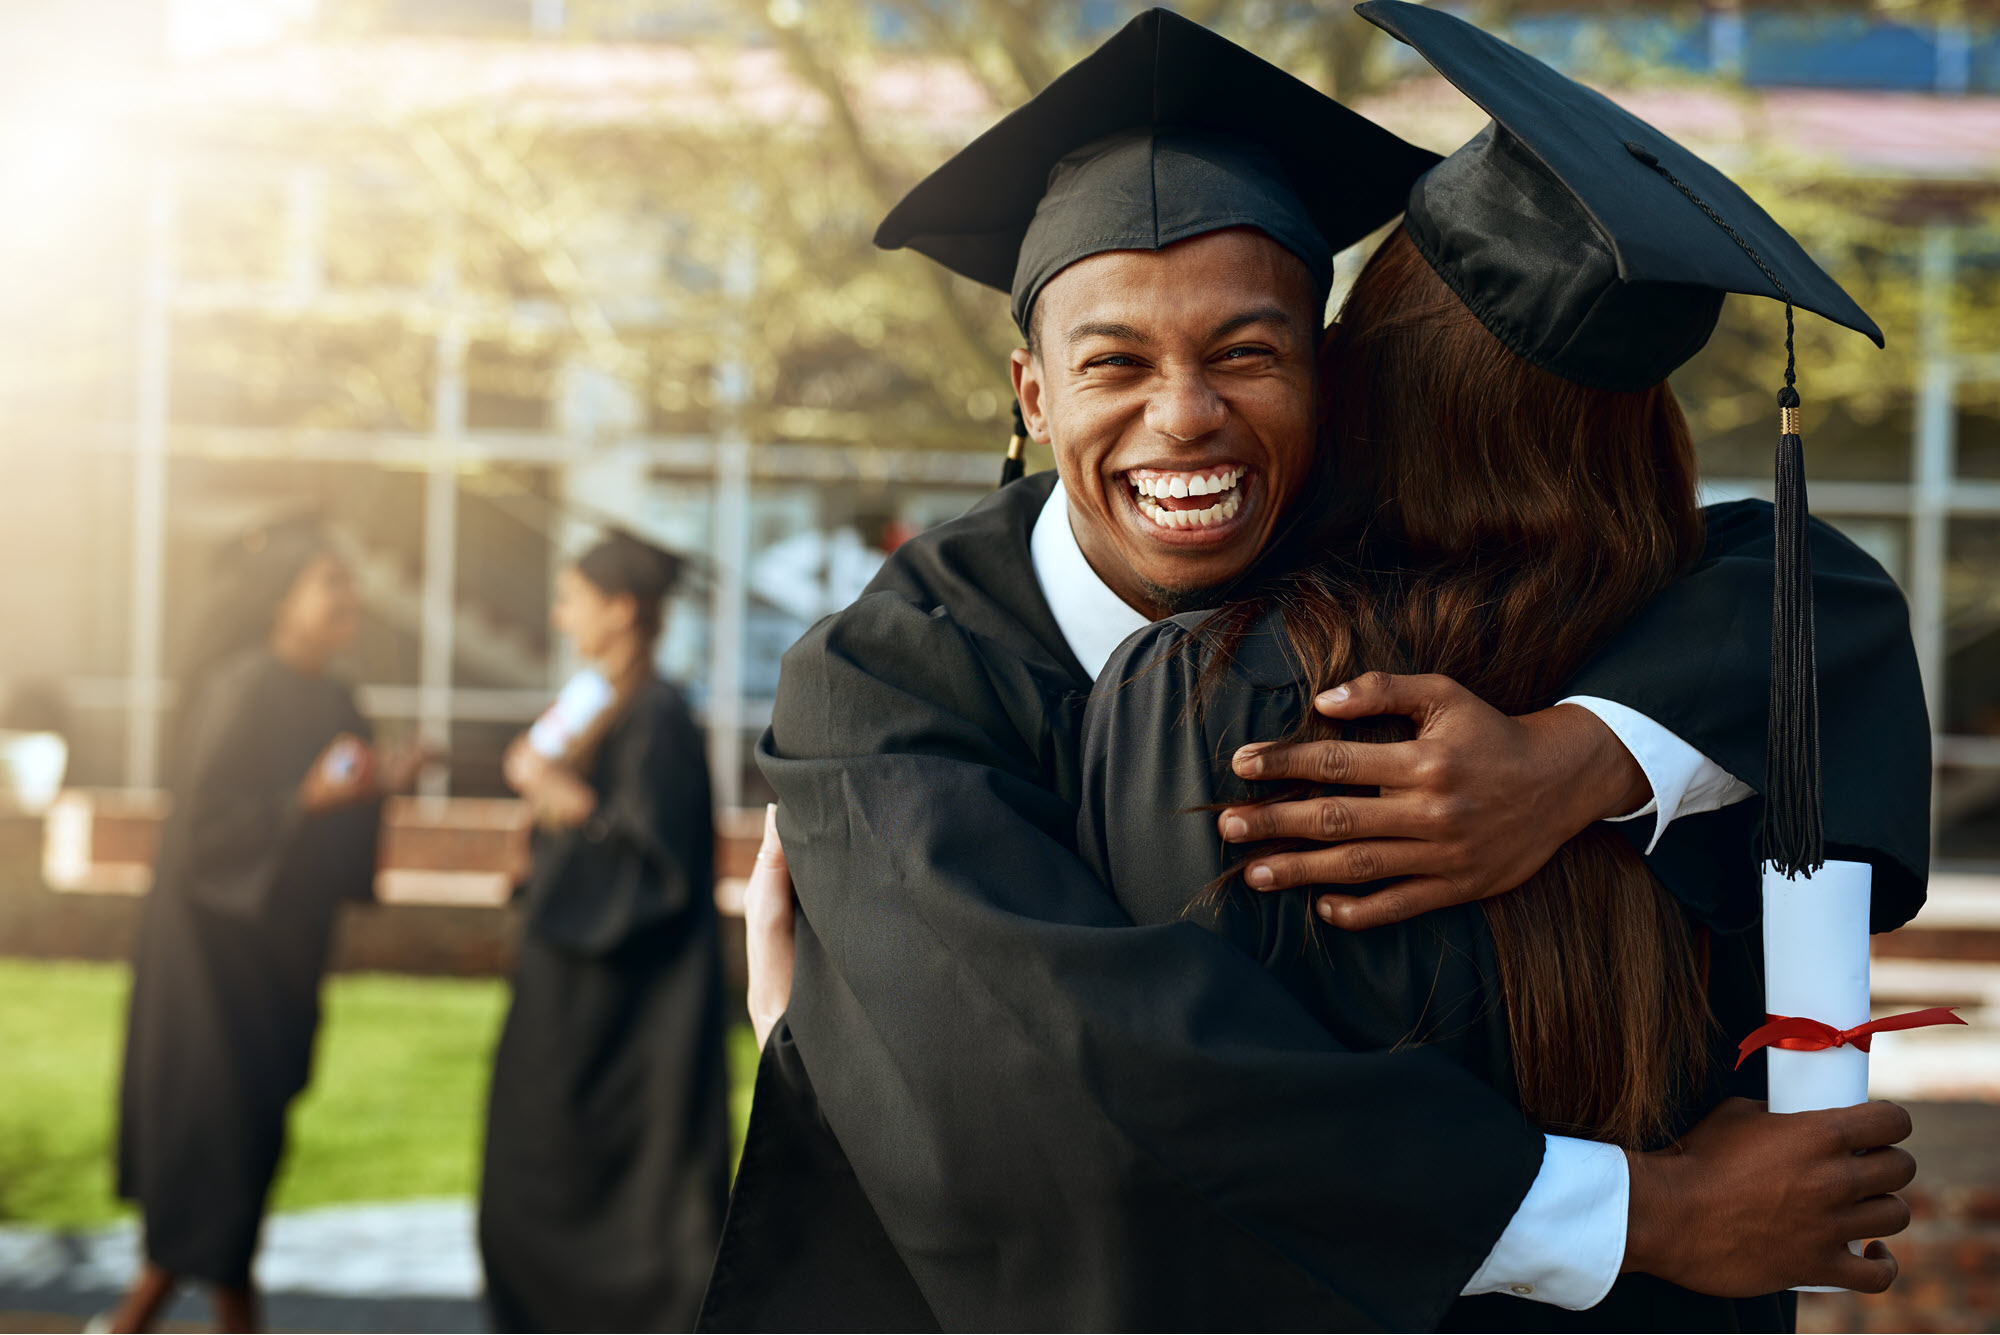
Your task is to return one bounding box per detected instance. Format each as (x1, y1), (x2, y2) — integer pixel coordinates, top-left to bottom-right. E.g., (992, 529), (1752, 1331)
(1762, 859), (1872, 1113)
(528, 669), (615, 758)
(1762, 857), (1872, 1289)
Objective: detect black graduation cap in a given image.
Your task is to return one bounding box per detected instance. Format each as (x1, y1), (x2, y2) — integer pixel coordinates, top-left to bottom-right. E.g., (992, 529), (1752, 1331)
(583, 527), (687, 603)
(875, 7), (1438, 484)
(1355, 0), (1886, 878)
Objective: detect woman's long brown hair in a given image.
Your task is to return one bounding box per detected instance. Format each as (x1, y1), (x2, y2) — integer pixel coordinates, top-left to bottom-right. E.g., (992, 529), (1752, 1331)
(1198, 229), (1712, 1149)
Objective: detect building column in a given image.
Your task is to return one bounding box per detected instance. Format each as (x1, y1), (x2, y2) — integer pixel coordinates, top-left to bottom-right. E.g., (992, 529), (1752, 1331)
(419, 320), (466, 800)
(1911, 224), (1957, 845)
(124, 164), (173, 790)
(706, 433), (749, 812)
(1910, 225), (1956, 721)
(705, 230), (756, 812)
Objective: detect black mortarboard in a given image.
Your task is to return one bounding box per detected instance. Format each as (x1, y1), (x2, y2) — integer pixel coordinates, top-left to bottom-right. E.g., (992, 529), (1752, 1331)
(178, 511), (336, 705)
(1357, 0), (1886, 877)
(579, 528), (686, 604)
(876, 8), (1438, 483)
(878, 9), (1437, 329)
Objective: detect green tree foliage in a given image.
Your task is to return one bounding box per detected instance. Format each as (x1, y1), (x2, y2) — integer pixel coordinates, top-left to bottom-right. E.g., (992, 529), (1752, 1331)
(149, 1), (2000, 465)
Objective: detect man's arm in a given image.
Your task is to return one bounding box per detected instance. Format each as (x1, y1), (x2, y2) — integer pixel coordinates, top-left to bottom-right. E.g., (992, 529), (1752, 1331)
(759, 590), (1912, 1327)
(1211, 503), (1928, 933)
(766, 589), (1547, 1330)
(1564, 502), (1931, 930)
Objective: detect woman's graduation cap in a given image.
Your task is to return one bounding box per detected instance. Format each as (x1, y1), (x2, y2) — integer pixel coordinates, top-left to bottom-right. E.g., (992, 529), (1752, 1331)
(1354, 0), (1885, 879)
(876, 7), (1439, 486)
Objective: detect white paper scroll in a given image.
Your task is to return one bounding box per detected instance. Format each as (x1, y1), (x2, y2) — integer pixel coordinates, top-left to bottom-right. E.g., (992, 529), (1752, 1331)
(1761, 858), (1873, 1113)
(1761, 857), (1873, 1290)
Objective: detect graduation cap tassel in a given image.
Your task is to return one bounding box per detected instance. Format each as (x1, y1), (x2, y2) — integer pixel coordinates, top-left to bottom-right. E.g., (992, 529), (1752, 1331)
(1627, 141), (1825, 876)
(1000, 400), (1028, 488)
(1768, 364), (1826, 878)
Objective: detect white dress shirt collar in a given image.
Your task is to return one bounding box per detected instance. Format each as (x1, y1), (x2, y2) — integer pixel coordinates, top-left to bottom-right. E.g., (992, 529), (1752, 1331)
(1029, 478), (1152, 682)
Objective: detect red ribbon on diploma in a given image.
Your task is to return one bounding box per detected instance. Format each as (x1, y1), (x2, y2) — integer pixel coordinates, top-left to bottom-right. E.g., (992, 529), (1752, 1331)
(1736, 1007), (1966, 1070)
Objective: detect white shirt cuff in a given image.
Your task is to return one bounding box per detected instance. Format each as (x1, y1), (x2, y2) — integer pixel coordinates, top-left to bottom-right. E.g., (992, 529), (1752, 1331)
(1557, 695), (1754, 854)
(1462, 1134), (1627, 1310)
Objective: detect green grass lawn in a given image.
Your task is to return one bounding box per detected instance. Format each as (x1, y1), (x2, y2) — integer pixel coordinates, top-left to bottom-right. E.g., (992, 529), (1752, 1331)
(0, 958), (758, 1228)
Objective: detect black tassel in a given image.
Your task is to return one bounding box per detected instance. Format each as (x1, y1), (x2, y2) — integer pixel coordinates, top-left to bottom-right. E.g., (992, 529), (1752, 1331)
(999, 399), (1027, 488)
(1626, 141), (1827, 878)
(1764, 379), (1825, 877)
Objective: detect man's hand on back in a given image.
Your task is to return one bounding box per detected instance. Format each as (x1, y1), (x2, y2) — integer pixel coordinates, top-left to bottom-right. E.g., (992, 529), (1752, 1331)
(1216, 672), (1653, 930)
(1626, 1098), (1915, 1295)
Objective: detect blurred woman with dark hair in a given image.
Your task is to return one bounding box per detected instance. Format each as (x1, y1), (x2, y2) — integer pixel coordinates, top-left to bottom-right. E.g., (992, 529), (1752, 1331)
(479, 531), (729, 1333)
(109, 518), (425, 1334)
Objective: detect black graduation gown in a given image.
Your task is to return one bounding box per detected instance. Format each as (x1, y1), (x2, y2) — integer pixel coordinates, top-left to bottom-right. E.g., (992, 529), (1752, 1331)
(479, 678), (731, 1334)
(117, 650), (381, 1288)
(1077, 570), (1928, 1331)
(700, 473), (1929, 1333)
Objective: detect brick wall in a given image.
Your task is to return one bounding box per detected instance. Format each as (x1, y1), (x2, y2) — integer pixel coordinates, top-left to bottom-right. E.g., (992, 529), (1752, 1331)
(0, 810), (749, 1004)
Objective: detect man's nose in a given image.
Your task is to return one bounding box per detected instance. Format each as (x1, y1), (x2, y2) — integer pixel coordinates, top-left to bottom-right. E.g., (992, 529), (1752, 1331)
(1144, 368), (1228, 443)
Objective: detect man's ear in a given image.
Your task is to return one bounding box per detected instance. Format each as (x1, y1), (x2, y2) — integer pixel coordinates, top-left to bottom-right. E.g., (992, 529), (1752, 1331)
(1009, 347), (1052, 444)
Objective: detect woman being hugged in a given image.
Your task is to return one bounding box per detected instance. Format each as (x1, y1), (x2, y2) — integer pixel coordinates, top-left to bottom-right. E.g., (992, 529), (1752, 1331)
(480, 531), (728, 1334)
(1079, 6), (1927, 1326)
(112, 517), (425, 1334)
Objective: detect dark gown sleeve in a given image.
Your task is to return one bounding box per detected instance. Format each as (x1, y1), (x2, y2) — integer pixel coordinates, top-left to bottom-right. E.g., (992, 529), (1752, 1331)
(524, 683), (714, 956)
(169, 665), (317, 916)
(1562, 499), (1931, 934)
(752, 587), (1545, 1332)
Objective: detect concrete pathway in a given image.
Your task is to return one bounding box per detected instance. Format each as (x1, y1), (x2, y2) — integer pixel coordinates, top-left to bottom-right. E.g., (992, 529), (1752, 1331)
(0, 1200), (483, 1333)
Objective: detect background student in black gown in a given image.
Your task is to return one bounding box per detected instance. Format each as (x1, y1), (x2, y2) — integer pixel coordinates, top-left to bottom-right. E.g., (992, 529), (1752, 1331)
(110, 518), (427, 1334)
(480, 531), (728, 1334)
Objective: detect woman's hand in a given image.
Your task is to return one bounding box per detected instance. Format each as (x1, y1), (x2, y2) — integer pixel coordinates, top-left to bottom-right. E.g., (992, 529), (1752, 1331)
(745, 804), (796, 1050)
(503, 732), (597, 829)
(529, 769), (597, 830)
(373, 740), (435, 796)
(502, 734), (547, 795)
(299, 734), (377, 813)
(1215, 672), (1652, 929)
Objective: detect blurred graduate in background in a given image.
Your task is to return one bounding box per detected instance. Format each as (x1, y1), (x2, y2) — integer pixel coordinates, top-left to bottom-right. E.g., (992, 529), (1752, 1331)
(109, 516), (428, 1334)
(480, 530), (729, 1333)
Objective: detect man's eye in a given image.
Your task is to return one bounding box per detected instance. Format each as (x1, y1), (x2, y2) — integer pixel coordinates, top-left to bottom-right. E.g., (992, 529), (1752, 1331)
(1220, 345), (1274, 360)
(1085, 354), (1143, 369)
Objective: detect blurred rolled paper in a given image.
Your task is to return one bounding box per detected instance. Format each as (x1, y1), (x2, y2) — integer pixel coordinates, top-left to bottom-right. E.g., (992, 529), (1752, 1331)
(528, 669), (616, 759)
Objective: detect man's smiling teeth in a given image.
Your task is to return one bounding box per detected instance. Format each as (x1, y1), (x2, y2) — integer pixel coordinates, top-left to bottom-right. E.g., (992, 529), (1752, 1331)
(1130, 466), (1244, 498)
(1127, 465), (1247, 529)
(1137, 489), (1243, 528)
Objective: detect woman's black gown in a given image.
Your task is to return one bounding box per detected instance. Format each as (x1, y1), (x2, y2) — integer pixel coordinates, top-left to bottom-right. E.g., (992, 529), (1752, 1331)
(479, 677), (730, 1333)
(1079, 606), (1924, 1333)
(117, 650), (380, 1287)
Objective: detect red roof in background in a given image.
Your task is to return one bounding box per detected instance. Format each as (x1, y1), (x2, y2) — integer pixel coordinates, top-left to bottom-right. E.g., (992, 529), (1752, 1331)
(146, 38), (2000, 181)
(157, 39), (996, 140)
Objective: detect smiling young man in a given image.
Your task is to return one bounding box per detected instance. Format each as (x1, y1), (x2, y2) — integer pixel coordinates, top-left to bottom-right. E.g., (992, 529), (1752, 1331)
(698, 11), (1926, 1332)
(1020, 232), (1317, 615)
